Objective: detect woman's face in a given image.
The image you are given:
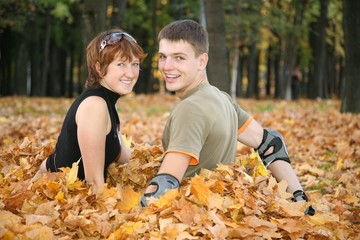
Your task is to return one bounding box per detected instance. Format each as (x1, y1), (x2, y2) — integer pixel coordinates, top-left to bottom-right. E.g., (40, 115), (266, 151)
(100, 55), (140, 95)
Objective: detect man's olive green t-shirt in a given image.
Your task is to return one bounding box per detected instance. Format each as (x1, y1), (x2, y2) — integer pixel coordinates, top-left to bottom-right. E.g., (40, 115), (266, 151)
(162, 83), (250, 177)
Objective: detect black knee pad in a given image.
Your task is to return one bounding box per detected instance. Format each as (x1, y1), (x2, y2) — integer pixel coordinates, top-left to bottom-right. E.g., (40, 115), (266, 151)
(140, 173), (180, 207)
(255, 129), (291, 167)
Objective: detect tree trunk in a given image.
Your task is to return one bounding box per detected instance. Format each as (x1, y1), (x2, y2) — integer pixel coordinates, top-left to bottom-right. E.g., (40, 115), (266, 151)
(274, 42), (281, 99)
(245, 41), (258, 98)
(308, 0), (329, 99)
(204, 0), (231, 93)
(133, 0), (158, 94)
(80, 0), (107, 91)
(48, 45), (67, 97)
(30, 18), (42, 96)
(110, 0), (127, 28)
(341, 0), (360, 113)
(230, 34), (240, 100)
(266, 46), (273, 97)
(14, 36), (29, 95)
(0, 29), (13, 96)
(245, 40), (259, 98)
(280, 1), (306, 100)
(236, 51), (246, 97)
(41, 12), (51, 96)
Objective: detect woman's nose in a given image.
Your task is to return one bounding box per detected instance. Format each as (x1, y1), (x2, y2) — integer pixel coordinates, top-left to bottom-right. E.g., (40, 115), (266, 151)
(124, 65), (137, 78)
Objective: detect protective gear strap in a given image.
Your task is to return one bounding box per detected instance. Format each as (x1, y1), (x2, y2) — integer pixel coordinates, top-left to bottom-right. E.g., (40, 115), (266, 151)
(140, 173), (180, 207)
(255, 129), (291, 167)
(292, 190), (316, 216)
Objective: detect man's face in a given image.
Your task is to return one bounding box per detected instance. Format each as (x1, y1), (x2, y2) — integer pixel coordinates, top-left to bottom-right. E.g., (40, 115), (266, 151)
(158, 39), (205, 98)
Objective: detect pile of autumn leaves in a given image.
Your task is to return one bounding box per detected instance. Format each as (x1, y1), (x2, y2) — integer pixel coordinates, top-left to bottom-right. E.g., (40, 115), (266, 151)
(0, 95), (359, 239)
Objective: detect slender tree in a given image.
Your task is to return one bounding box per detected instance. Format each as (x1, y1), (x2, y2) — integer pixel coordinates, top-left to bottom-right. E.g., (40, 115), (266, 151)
(341, 0), (360, 113)
(203, 0), (231, 93)
(110, 0), (127, 28)
(308, 0), (329, 99)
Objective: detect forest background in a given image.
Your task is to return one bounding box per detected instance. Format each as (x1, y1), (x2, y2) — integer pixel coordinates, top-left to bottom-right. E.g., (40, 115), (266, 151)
(0, 0), (360, 112)
(0, 0), (360, 239)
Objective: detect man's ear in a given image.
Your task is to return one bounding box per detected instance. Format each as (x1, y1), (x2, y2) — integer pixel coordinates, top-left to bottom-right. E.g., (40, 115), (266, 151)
(198, 53), (208, 70)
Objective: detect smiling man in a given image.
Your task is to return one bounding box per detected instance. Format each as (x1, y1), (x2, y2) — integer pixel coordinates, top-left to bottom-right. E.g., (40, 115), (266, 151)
(141, 19), (314, 216)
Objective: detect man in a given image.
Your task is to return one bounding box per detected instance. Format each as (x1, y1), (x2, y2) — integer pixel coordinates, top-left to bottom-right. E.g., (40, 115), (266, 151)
(141, 19), (314, 215)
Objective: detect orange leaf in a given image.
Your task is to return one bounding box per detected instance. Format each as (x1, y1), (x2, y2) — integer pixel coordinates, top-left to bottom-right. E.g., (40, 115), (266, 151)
(190, 175), (210, 205)
(116, 188), (141, 212)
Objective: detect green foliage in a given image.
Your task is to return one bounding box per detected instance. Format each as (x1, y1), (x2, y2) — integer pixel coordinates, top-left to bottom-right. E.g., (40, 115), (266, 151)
(0, 0), (36, 32)
(51, 1), (74, 23)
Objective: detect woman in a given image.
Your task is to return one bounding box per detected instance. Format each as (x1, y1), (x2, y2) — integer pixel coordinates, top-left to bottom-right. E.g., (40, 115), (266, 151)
(39, 29), (147, 193)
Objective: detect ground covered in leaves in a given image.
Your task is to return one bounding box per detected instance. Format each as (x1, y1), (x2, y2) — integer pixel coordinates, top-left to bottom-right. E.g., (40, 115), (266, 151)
(0, 94), (359, 240)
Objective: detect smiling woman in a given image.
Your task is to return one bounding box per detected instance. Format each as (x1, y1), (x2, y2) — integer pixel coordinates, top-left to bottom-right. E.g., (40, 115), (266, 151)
(37, 28), (147, 193)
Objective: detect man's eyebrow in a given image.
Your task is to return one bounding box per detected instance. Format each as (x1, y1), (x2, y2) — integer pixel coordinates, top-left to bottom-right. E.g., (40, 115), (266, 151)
(158, 52), (187, 56)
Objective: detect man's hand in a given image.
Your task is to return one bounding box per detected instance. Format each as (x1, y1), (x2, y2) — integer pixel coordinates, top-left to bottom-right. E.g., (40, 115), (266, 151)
(140, 152), (191, 206)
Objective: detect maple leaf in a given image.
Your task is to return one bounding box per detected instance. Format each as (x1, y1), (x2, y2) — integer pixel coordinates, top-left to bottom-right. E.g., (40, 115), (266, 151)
(1, 96), (360, 239)
(173, 197), (202, 225)
(274, 218), (308, 239)
(3, 190), (33, 214)
(207, 210), (229, 239)
(66, 159), (80, 185)
(153, 188), (179, 209)
(24, 225), (55, 239)
(189, 175), (211, 205)
(116, 187), (141, 212)
(0, 210), (22, 227)
(110, 221), (144, 238)
(121, 134), (132, 148)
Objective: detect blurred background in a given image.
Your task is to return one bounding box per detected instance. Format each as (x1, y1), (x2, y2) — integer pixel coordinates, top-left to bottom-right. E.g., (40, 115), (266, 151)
(0, 0), (359, 112)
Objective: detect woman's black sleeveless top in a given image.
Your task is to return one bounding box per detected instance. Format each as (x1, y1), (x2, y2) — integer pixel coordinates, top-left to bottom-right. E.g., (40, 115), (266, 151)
(46, 86), (121, 180)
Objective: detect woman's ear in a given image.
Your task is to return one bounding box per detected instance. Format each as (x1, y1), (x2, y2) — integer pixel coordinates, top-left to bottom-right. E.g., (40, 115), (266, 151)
(95, 61), (103, 77)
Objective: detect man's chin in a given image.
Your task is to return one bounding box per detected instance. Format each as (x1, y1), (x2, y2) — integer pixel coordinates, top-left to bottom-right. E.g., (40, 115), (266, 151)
(165, 83), (177, 92)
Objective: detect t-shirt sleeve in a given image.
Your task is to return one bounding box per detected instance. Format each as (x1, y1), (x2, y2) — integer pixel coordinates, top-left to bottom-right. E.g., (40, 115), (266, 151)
(165, 102), (213, 165)
(221, 91), (251, 132)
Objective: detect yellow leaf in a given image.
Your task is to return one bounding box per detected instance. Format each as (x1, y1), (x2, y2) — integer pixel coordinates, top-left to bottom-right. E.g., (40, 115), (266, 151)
(190, 175), (210, 205)
(255, 162), (268, 177)
(0, 116), (8, 123)
(19, 157), (30, 169)
(251, 151), (268, 178)
(121, 134), (132, 148)
(67, 181), (83, 191)
(67, 159), (80, 185)
(284, 118), (295, 125)
(153, 188), (179, 209)
(116, 188), (141, 212)
(336, 158), (343, 170)
(119, 221), (144, 234)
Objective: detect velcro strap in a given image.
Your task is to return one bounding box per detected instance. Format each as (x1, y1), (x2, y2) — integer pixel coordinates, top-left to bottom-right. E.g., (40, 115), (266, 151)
(256, 129), (290, 167)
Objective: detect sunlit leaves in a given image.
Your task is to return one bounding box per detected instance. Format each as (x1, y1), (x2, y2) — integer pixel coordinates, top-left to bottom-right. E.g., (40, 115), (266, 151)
(0, 96), (359, 239)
